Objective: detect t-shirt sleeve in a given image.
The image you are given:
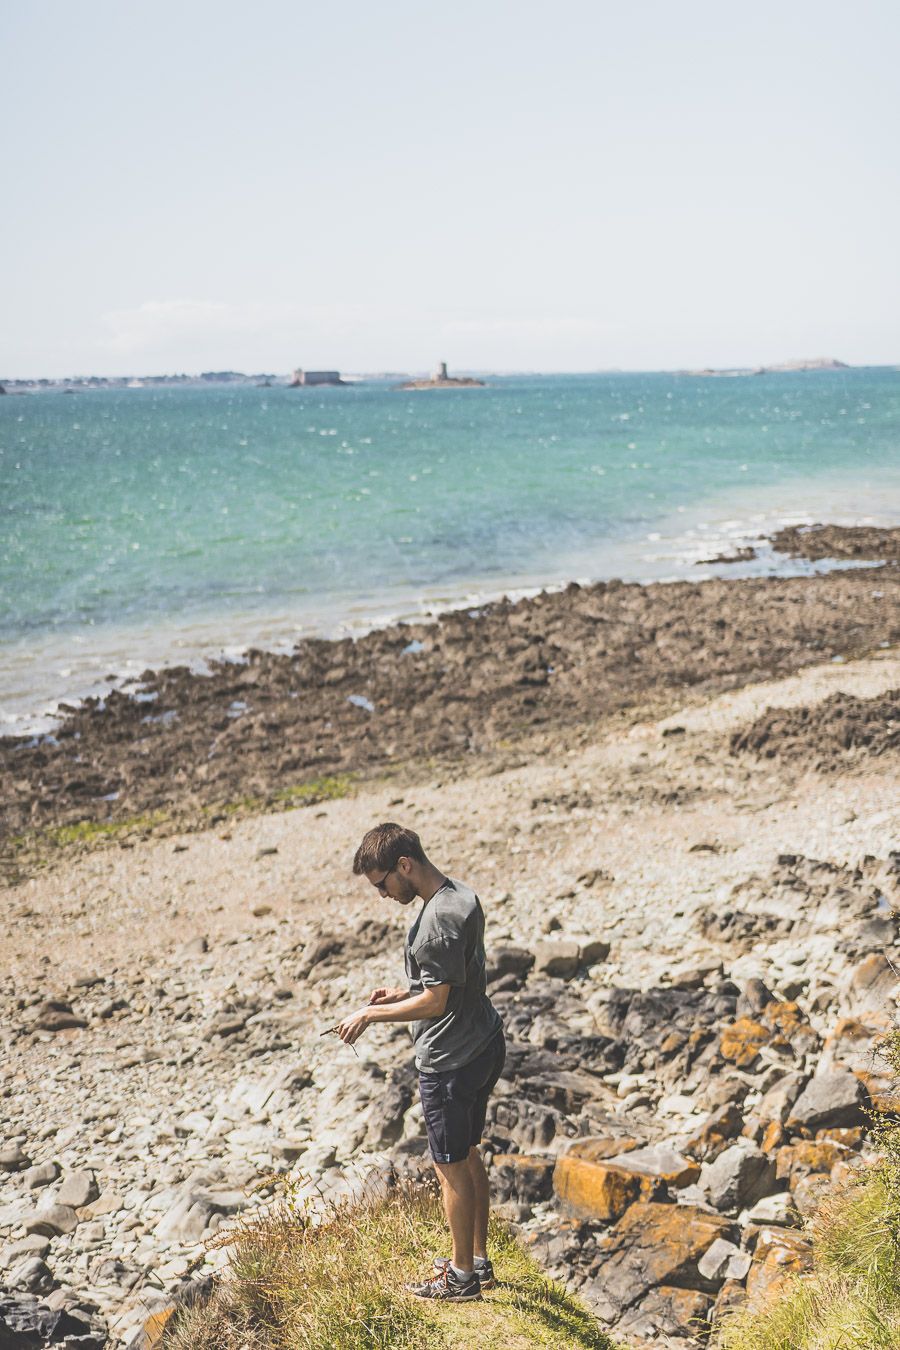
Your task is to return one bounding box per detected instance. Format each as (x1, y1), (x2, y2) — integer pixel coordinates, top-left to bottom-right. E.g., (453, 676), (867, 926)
(412, 935), (467, 988)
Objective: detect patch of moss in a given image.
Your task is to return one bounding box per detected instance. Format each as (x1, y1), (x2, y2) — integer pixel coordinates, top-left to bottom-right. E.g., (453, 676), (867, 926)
(273, 774), (353, 806)
(44, 810), (170, 848)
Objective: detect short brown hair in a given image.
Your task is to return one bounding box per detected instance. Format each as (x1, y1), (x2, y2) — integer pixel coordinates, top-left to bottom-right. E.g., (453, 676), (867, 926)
(352, 822), (426, 875)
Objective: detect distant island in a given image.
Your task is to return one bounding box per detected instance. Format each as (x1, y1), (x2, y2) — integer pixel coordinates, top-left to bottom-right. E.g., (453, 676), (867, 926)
(687, 356), (851, 377)
(395, 361), (486, 390)
(752, 356), (850, 374)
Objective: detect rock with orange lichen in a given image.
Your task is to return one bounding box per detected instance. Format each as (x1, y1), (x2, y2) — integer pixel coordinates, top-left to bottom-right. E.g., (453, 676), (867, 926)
(720, 1000), (819, 1070)
(775, 1139), (850, 1187)
(685, 1102), (745, 1160)
(553, 1155), (661, 1222)
(615, 1284), (713, 1342)
(584, 1202), (737, 1319)
(744, 1227), (813, 1308)
(820, 1015), (897, 1111)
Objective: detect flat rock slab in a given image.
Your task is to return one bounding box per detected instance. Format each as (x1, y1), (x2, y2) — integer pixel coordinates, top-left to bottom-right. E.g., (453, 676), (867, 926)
(589, 1201), (737, 1316)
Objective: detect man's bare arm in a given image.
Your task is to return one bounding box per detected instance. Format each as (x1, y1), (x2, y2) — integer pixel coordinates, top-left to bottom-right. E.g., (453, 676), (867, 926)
(337, 984), (450, 1044)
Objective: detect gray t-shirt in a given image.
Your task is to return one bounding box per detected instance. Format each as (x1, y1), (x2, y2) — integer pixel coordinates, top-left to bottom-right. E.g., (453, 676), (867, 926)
(405, 877), (502, 1072)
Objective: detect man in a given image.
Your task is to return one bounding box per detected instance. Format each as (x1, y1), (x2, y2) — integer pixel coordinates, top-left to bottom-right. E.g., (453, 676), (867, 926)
(336, 822), (505, 1303)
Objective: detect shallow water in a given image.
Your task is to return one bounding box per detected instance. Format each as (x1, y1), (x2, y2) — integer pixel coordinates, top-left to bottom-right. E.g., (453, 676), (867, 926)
(2, 369), (898, 729)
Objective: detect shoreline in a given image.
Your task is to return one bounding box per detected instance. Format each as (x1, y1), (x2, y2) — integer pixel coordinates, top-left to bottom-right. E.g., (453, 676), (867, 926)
(1, 524), (897, 865)
(2, 521), (896, 739)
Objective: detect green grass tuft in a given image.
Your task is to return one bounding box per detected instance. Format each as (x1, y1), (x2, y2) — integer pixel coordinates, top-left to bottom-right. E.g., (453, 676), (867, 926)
(162, 1184), (618, 1350)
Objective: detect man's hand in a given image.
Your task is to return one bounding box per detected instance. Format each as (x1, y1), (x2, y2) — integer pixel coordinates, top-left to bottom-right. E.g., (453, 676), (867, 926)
(336, 1006), (371, 1046)
(368, 986), (407, 1005)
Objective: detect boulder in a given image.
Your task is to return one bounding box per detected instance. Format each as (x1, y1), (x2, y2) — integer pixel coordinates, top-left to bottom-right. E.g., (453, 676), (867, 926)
(775, 1140), (849, 1187)
(0, 1234), (51, 1267)
(0, 1144), (30, 1172)
(6, 1256), (54, 1293)
(57, 1170), (99, 1209)
(743, 1191), (799, 1225)
(701, 1143), (777, 1213)
(560, 1135), (638, 1162)
(532, 939), (581, 980)
(710, 1277), (748, 1324)
(603, 1144), (700, 1188)
(843, 953), (897, 1015)
(486, 945), (535, 981)
(33, 1000), (88, 1032)
(616, 1285), (712, 1341)
(786, 1069), (867, 1133)
(685, 1103), (745, 1160)
(720, 1000), (819, 1071)
(755, 1070), (809, 1126)
(736, 978), (774, 1018)
(819, 1017), (895, 1110)
(0, 1296), (104, 1346)
(579, 938), (611, 966)
(25, 1204), (79, 1237)
(490, 1154), (555, 1205)
(697, 1237), (751, 1284)
(553, 1155), (659, 1222)
(22, 1162), (59, 1190)
(586, 1203), (736, 1317)
(745, 1228), (812, 1307)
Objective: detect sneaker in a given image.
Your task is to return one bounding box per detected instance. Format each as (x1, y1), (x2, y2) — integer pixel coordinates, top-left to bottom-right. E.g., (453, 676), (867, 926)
(405, 1266), (482, 1301)
(432, 1256), (495, 1291)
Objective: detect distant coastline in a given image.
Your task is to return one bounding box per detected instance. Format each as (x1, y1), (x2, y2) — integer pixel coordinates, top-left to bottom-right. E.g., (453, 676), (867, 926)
(6, 357), (897, 393)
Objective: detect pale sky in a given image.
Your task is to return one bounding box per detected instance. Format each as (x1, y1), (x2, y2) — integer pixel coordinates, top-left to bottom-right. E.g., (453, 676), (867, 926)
(4, 0), (899, 377)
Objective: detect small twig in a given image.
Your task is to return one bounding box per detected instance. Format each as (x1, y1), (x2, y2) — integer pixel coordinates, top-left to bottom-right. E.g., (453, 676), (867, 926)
(319, 1025), (360, 1057)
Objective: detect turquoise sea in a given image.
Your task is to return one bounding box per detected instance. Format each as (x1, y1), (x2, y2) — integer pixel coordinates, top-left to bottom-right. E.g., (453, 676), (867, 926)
(2, 369), (899, 731)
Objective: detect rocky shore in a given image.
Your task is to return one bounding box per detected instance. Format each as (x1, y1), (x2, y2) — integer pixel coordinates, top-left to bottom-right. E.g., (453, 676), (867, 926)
(1, 530), (898, 1347)
(2, 526), (898, 874)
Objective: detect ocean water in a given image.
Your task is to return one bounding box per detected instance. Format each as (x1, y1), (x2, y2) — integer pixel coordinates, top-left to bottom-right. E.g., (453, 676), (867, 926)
(2, 369), (899, 731)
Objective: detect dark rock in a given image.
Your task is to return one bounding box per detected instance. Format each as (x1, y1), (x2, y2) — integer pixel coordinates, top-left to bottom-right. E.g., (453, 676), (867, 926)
(730, 687), (900, 771)
(0, 1296), (105, 1348)
(486, 945), (535, 982)
(786, 1070), (867, 1132)
(32, 1001), (87, 1033)
(490, 1154), (555, 1205)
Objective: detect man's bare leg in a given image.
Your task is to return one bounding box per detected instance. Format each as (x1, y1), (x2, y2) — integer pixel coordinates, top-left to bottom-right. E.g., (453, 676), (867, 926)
(467, 1146), (490, 1260)
(433, 1160), (476, 1271)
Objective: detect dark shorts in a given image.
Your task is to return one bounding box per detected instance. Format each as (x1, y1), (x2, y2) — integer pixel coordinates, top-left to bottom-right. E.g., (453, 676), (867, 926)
(418, 1031), (506, 1164)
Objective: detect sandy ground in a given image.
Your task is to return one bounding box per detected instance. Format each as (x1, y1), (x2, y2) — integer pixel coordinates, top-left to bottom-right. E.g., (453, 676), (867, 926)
(5, 648), (898, 994)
